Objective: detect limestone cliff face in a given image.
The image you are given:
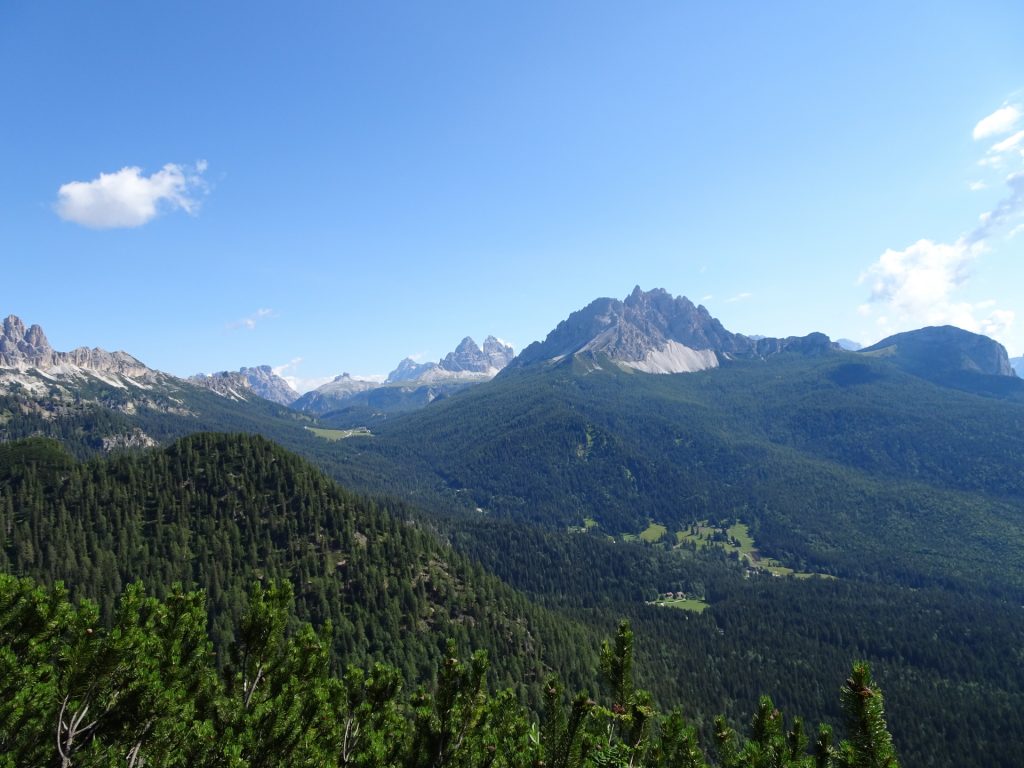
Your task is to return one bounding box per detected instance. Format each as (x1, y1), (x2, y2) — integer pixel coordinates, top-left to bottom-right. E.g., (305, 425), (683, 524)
(1, 314), (158, 380)
(189, 365), (299, 406)
(387, 336), (515, 384)
(509, 287), (837, 374)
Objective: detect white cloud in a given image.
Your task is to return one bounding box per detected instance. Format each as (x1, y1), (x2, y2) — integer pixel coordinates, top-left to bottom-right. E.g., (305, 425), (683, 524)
(55, 162), (208, 229)
(860, 238), (1014, 341)
(862, 239), (976, 310)
(990, 129), (1024, 154)
(227, 308), (275, 331)
(861, 99), (1024, 350)
(272, 357), (303, 377)
(726, 292), (752, 303)
(973, 105), (1021, 139)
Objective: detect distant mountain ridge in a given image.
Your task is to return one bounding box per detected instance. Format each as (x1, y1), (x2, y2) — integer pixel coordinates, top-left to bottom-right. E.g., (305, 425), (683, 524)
(509, 287), (837, 373)
(189, 366), (299, 406)
(291, 335), (514, 416)
(387, 336), (514, 384)
(0, 314), (164, 392)
(860, 325), (1018, 394)
(4, 299), (1020, 449)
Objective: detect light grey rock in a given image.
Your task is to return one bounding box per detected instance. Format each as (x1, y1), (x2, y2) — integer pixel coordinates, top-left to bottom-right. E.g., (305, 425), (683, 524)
(190, 365), (299, 405)
(1, 313), (159, 382)
(509, 287), (837, 374)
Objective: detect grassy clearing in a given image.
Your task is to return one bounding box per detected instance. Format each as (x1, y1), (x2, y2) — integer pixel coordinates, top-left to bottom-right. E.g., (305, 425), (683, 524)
(676, 520), (826, 579)
(306, 426), (372, 441)
(639, 522), (667, 543)
(649, 596), (709, 613)
(726, 522), (754, 550)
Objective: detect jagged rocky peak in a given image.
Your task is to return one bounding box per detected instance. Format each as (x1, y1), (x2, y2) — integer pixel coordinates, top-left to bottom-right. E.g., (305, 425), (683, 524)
(387, 357), (432, 383)
(2, 314), (54, 365)
(440, 336), (512, 373)
(189, 365), (299, 406)
(482, 336), (515, 369)
(439, 337), (483, 372)
(387, 335), (515, 384)
(238, 365), (299, 405)
(0, 313), (155, 380)
(510, 287), (838, 374)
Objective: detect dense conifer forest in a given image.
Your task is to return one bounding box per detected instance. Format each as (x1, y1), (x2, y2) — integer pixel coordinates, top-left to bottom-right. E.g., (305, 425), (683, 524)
(2, 573), (900, 768)
(0, 434), (600, 701)
(1, 431), (1022, 766)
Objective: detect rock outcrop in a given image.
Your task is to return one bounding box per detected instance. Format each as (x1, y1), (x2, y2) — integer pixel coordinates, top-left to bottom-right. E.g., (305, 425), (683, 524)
(1, 314), (159, 382)
(190, 365), (299, 405)
(509, 287), (837, 374)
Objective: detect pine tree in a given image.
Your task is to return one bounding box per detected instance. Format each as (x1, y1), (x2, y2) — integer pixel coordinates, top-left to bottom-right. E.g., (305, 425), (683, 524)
(838, 663), (899, 768)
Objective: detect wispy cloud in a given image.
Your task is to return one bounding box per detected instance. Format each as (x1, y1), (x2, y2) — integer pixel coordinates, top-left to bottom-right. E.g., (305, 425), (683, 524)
(55, 161), (208, 229)
(272, 357), (304, 378)
(973, 105), (1021, 139)
(966, 171), (1024, 245)
(860, 99), (1023, 344)
(990, 130), (1024, 155)
(227, 308), (275, 331)
(968, 180), (987, 191)
(726, 292), (752, 303)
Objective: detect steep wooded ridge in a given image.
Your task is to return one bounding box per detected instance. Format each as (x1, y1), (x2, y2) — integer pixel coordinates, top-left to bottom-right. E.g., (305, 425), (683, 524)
(0, 433), (598, 700)
(328, 350), (1024, 594)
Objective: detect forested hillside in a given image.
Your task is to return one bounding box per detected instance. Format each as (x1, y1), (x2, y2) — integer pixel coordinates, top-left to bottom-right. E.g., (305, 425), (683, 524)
(323, 353), (1024, 595)
(2, 432), (1022, 766)
(0, 434), (599, 701)
(308, 352), (1024, 766)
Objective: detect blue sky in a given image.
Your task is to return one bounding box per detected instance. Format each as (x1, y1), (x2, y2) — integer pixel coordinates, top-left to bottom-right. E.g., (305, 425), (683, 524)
(3, 2), (1023, 390)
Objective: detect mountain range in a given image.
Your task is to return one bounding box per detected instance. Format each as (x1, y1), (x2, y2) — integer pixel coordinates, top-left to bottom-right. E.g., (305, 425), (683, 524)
(289, 335), (514, 416)
(3, 288), (1024, 767)
(2, 287), (1019, 447)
